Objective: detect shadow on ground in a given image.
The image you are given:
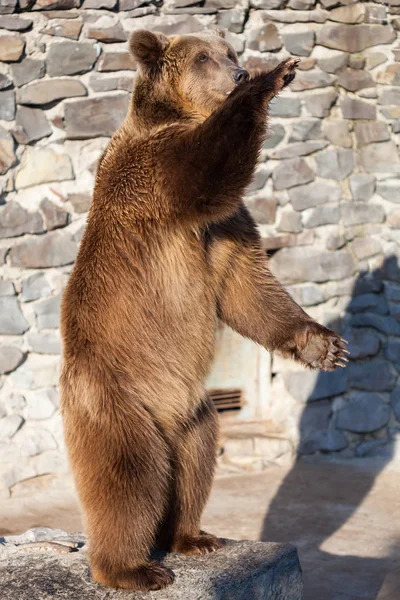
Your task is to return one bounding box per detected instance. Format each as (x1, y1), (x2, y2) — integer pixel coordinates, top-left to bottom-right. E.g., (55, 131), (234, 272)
(261, 256), (400, 600)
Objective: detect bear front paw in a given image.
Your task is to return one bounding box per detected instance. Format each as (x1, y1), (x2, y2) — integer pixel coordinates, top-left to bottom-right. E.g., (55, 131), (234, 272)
(274, 57), (301, 91)
(293, 322), (349, 371)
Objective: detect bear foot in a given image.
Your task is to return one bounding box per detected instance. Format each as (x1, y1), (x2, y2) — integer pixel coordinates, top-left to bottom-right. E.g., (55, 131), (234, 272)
(294, 322), (349, 371)
(92, 562), (174, 591)
(172, 531), (223, 555)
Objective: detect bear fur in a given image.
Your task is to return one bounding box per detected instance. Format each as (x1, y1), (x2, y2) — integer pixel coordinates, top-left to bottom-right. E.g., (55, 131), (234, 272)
(60, 29), (348, 592)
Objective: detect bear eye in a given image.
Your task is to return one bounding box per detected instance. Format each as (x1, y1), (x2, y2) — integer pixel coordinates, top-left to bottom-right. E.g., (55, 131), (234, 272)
(198, 53), (209, 63)
(227, 50), (236, 62)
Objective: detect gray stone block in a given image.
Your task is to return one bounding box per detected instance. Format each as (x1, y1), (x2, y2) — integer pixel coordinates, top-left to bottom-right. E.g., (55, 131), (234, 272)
(33, 295), (61, 329)
(303, 89), (338, 118)
(64, 92), (130, 139)
(341, 202), (385, 226)
(10, 59), (46, 88)
(269, 96), (301, 118)
(349, 174), (376, 201)
(0, 90), (15, 121)
(270, 247), (354, 284)
(0, 530), (303, 600)
(336, 393), (391, 432)
(272, 158), (314, 191)
(0, 202), (44, 239)
(9, 231), (77, 268)
(13, 106), (52, 144)
(0, 297), (29, 335)
(315, 148), (354, 180)
(289, 120), (322, 143)
(377, 179), (400, 203)
(341, 96), (376, 120)
(0, 346), (25, 374)
(289, 181), (340, 211)
(21, 273), (52, 303)
(282, 31), (315, 57)
(303, 204), (340, 228)
(46, 41), (98, 76)
(283, 368), (347, 403)
(348, 363), (397, 392)
(344, 328), (380, 360)
(359, 142), (400, 174)
(316, 24), (395, 53)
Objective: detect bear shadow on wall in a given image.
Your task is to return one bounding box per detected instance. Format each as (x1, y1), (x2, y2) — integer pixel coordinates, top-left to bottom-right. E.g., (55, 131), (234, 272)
(260, 254), (400, 600)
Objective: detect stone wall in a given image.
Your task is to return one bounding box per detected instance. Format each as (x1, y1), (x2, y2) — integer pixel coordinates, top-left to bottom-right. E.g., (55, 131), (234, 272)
(0, 0), (400, 493)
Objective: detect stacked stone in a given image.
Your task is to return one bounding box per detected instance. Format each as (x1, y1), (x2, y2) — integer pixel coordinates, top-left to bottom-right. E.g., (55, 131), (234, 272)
(0, 0), (399, 493)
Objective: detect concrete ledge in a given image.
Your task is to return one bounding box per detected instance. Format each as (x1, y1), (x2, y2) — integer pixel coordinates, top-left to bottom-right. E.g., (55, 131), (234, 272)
(0, 528), (303, 599)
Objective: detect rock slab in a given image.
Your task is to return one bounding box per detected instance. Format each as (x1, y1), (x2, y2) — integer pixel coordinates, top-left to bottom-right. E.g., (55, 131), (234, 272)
(0, 529), (303, 600)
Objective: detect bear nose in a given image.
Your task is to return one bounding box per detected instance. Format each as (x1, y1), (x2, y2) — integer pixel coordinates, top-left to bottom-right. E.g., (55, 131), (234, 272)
(233, 68), (249, 85)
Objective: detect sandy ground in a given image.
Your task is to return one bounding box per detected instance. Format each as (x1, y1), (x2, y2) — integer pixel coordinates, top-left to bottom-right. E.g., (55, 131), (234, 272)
(1, 457), (400, 600)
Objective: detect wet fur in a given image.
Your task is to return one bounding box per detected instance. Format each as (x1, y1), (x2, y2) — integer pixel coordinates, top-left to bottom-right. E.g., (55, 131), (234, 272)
(60, 31), (347, 592)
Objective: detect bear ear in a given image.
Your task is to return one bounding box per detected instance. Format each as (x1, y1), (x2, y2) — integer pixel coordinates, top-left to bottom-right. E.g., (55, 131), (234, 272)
(213, 27), (226, 39)
(129, 30), (170, 76)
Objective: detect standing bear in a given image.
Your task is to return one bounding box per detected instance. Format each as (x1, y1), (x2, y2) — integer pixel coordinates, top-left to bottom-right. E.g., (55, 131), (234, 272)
(60, 28), (348, 592)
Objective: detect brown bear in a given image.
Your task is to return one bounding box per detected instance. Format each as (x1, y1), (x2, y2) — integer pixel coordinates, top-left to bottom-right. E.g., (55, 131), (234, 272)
(60, 28), (348, 592)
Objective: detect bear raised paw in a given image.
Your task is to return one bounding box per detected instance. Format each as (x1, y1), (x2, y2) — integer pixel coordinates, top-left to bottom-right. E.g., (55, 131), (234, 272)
(60, 28), (348, 592)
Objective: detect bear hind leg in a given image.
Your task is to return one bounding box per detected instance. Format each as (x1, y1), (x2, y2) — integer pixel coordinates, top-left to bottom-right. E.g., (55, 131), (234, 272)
(157, 395), (222, 555)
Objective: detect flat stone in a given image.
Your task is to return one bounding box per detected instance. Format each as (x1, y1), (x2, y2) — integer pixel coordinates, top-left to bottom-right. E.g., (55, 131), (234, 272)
(67, 192), (91, 213)
(21, 273), (52, 302)
(289, 119), (322, 142)
(17, 78), (87, 106)
(0, 297), (29, 334)
(0, 73), (12, 89)
(33, 0), (80, 9)
(349, 174), (376, 201)
(272, 157), (314, 191)
(246, 196), (277, 224)
(0, 90), (15, 121)
(89, 73), (135, 93)
(348, 54), (366, 70)
(40, 18), (82, 39)
(384, 282), (400, 302)
(0, 202), (44, 238)
(341, 202), (385, 226)
(299, 429), (347, 455)
(46, 41), (98, 76)
(282, 31), (315, 57)
(9, 230), (77, 268)
(337, 68), (373, 92)
(351, 237), (381, 260)
(376, 63), (400, 86)
(33, 295), (61, 329)
(26, 331), (61, 354)
(336, 393), (390, 432)
(288, 0), (316, 9)
(283, 368), (347, 403)
(314, 47), (348, 73)
(269, 247), (354, 284)
(261, 230), (314, 251)
(376, 179), (400, 203)
(263, 123), (285, 150)
(303, 204), (340, 228)
(40, 198), (69, 230)
(0, 126), (15, 175)
(365, 51), (387, 70)
(96, 50), (135, 71)
(349, 363), (397, 392)
(0, 346), (24, 374)
(287, 282), (325, 306)
(0, 0), (17, 14)
(0, 33), (24, 61)
(380, 107), (400, 120)
(87, 22), (127, 43)
(10, 59), (45, 87)
(316, 24), (395, 53)
(344, 327), (380, 359)
(341, 96), (376, 119)
(278, 210), (302, 233)
(0, 415), (23, 440)
(0, 15), (33, 30)
(270, 141), (328, 159)
(217, 8), (246, 33)
(359, 141), (400, 174)
(25, 388), (57, 419)
(247, 22), (283, 52)
(269, 96), (301, 118)
(249, 0), (285, 7)
(348, 293), (388, 315)
(352, 313), (400, 336)
(387, 210), (400, 229)
(12, 424), (57, 456)
(321, 120), (351, 148)
(83, 0), (117, 8)
(315, 148), (354, 180)
(248, 164), (270, 192)
(291, 71), (336, 92)
(253, 9), (327, 23)
(378, 87), (400, 106)
(354, 122), (390, 146)
(16, 147), (74, 189)
(0, 531), (303, 600)
(303, 89), (338, 117)
(64, 92), (130, 139)
(0, 279), (14, 295)
(391, 389), (400, 421)
(289, 180), (341, 211)
(328, 3), (365, 23)
(12, 106), (52, 144)
(386, 339), (400, 363)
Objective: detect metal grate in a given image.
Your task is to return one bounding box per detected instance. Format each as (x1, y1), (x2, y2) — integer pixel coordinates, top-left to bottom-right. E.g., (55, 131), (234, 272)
(208, 388), (244, 412)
